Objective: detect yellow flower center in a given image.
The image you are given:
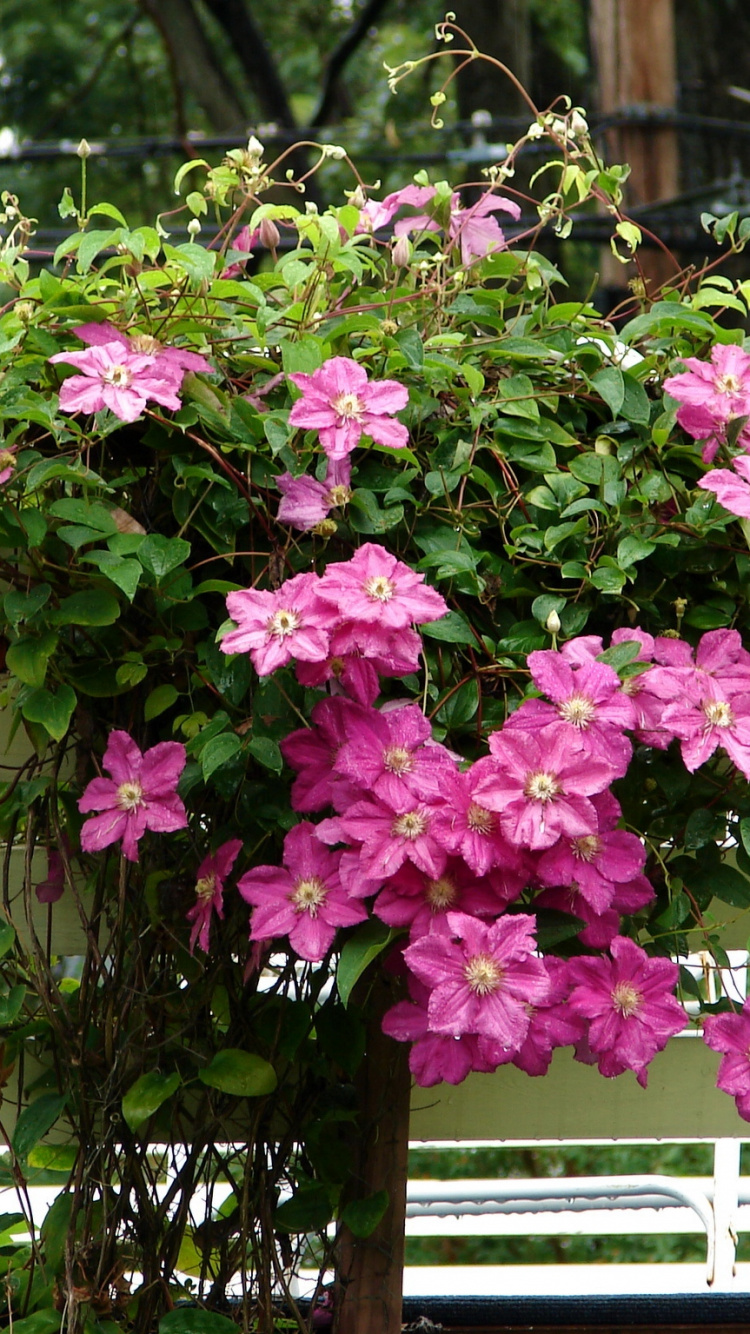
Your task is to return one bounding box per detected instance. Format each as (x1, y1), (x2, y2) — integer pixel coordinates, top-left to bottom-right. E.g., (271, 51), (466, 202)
(425, 876), (458, 910)
(129, 333), (162, 355)
(291, 876), (327, 916)
(102, 363), (133, 388)
(464, 952), (503, 996)
(611, 981), (642, 1018)
(382, 745), (414, 775)
(559, 693), (597, 728)
(391, 810), (428, 840)
(267, 608), (301, 639)
(116, 780), (144, 812)
(466, 802), (494, 836)
(571, 834), (603, 863)
(703, 699), (733, 728)
(327, 484), (351, 508)
(363, 574), (396, 603)
(523, 770), (562, 803)
(195, 873), (217, 902)
(715, 372), (741, 395)
(330, 391), (364, 421)
(0, 450), (15, 471)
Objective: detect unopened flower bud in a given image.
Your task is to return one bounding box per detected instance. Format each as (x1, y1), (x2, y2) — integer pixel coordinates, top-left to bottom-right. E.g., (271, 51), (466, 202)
(14, 301), (34, 325)
(247, 135), (264, 162)
(673, 597), (688, 617)
(76, 138), (91, 160)
(392, 235), (412, 268)
(258, 216), (280, 250)
(313, 518), (338, 538)
(349, 185), (367, 210)
(381, 318), (399, 337)
(187, 218), (201, 238)
(594, 435), (614, 456)
(545, 609), (561, 635)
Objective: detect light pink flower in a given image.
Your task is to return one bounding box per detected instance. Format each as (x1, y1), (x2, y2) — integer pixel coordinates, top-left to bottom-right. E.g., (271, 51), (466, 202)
(355, 184), (438, 234)
(403, 911), (549, 1044)
(288, 357), (409, 459)
(699, 452), (750, 517)
(665, 343), (750, 462)
(447, 191), (521, 265)
(186, 839), (243, 953)
(78, 730), (188, 863)
(50, 341), (185, 423)
(69, 321), (212, 377)
(566, 936), (685, 1086)
(276, 458), (352, 531)
(474, 724), (614, 851)
(222, 571), (333, 676)
(318, 542), (448, 630)
(237, 821), (367, 961)
(703, 1003), (750, 1121)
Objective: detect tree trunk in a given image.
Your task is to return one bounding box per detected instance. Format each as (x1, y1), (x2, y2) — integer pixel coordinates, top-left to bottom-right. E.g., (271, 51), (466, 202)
(335, 972), (411, 1334)
(140, 0), (249, 134)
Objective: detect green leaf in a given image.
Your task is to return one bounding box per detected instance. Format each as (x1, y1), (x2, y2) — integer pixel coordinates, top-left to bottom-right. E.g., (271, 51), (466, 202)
(159, 1311), (238, 1334)
(6, 633), (58, 687)
(40, 1191), (73, 1271)
(281, 336), (325, 377)
(145, 685), (179, 721)
(342, 1189), (389, 1238)
(420, 611), (476, 646)
(12, 1093), (67, 1160)
(3, 585), (51, 626)
(592, 366), (625, 418)
(122, 1071), (181, 1132)
(534, 908), (586, 949)
(139, 534), (191, 579)
(76, 228), (118, 274)
(199, 1049), (277, 1097)
(51, 591), (120, 626)
(248, 736), (283, 773)
(394, 327), (424, 369)
(739, 817), (750, 858)
(617, 535), (656, 567)
(81, 552), (142, 601)
(0, 922), (15, 958)
(0, 985), (25, 1025)
(21, 685), (76, 741)
(337, 920), (394, 1006)
(162, 242), (217, 285)
(201, 733), (241, 782)
(275, 1183), (334, 1233)
(10, 1311), (63, 1334)
(49, 498), (117, 531)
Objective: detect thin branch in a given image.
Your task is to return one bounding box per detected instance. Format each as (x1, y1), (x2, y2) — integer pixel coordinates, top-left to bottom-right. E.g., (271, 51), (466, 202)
(311, 0), (393, 127)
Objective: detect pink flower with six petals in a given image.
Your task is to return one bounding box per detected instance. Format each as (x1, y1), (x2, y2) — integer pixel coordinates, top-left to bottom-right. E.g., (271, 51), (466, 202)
(78, 730), (188, 862)
(288, 357), (409, 459)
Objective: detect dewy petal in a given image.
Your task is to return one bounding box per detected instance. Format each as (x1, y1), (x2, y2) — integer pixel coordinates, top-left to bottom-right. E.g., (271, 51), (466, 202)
(140, 741), (188, 797)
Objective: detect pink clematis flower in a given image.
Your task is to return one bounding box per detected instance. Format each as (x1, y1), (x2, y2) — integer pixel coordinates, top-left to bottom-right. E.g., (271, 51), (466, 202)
(68, 321), (212, 378)
(703, 1003), (750, 1121)
(447, 191), (521, 265)
(222, 224), (258, 278)
(237, 821), (367, 962)
(664, 343), (750, 462)
(537, 791), (647, 914)
(35, 837), (72, 904)
(473, 724), (615, 851)
(318, 542), (448, 630)
(222, 571), (334, 676)
(403, 910), (549, 1044)
(699, 452), (750, 518)
(186, 839), (243, 953)
(334, 700), (454, 808)
(78, 730), (188, 863)
(566, 936), (685, 1086)
(276, 458), (352, 531)
(288, 357), (409, 459)
(0, 446), (17, 487)
(372, 856), (504, 940)
(50, 341), (184, 423)
(340, 794), (447, 881)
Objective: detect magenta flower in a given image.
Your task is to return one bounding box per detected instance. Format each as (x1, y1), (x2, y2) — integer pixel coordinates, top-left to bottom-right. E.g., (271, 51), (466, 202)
(665, 343), (750, 462)
(537, 791), (647, 914)
(404, 911), (549, 1044)
(281, 696), (368, 813)
(372, 856), (503, 940)
(35, 839), (71, 904)
(334, 701), (454, 808)
(566, 936), (685, 1086)
(288, 357), (409, 459)
(237, 822), (367, 961)
(703, 1003), (750, 1121)
(664, 686), (750, 778)
(222, 224), (258, 278)
(318, 542), (448, 630)
(50, 342), (187, 423)
(0, 446), (17, 487)
(505, 956), (585, 1077)
(222, 571), (334, 676)
(512, 650), (636, 774)
(474, 724), (614, 851)
(699, 452), (750, 518)
(340, 795), (446, 881)
(186, 839), (243, 954)
(428, 758), (530, 883)
(78, 730), (188, 863)
(382, 973), (482, 1087)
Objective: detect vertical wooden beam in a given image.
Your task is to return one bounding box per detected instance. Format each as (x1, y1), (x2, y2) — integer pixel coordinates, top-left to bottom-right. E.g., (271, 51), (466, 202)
(335, 973), (411, 1334)
(590, 0), (678, 294)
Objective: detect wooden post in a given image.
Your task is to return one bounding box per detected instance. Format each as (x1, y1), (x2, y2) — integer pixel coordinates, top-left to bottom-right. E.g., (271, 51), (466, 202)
(590, 0), (678, 295)
(335, 972), (411, 1334)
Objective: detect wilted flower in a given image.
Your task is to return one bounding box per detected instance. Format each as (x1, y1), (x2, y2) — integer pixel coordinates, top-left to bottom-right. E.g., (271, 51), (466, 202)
(186, 839), (243, 953)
